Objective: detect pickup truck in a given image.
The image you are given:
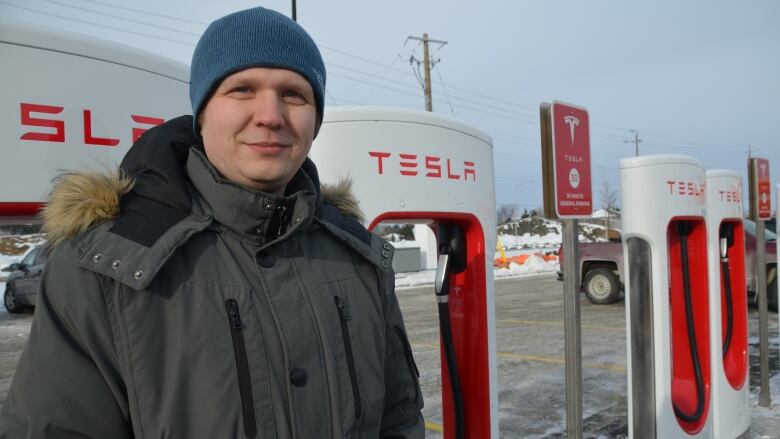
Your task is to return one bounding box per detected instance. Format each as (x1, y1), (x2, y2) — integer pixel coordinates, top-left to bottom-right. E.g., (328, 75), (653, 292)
(557, 219), (777, 310)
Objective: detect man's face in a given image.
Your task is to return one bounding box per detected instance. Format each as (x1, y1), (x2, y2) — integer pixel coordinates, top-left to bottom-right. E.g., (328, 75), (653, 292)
(199, 67), (317, 195)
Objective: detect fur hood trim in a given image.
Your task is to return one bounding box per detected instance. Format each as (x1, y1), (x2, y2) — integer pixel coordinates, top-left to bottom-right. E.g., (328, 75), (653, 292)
(320, 177), (365, 225)
(42, 171), (364, 246)
(42, 171), (133, 247)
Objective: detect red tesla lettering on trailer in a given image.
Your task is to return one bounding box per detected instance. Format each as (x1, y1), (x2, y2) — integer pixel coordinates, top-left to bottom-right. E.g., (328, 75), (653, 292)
(83, 110), (120, 147)
(719, 190), (741, 203)
(426, 156), (442, 178)
(666, 180), (704, 197)
(20, 103), (65, 142)
(368, 151), (476, 182)
(399, 154), (418, 176)
(369, 151), (391, 174)
(131, 115), (165, 143)
(446, 159), (461, 180)
(18, 102), (165, 147)
(464, 161), (476, 181)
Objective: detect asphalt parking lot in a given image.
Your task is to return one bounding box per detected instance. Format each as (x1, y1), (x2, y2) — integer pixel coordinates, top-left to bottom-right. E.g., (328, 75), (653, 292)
(1, 274), (778, 438)
(395, 274), (780, 438)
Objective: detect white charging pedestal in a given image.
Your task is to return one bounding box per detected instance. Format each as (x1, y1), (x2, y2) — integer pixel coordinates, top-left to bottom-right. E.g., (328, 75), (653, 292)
(311, 106), (498, 439)
(621, 155), (713, 438)
(706, 170), (750, 438)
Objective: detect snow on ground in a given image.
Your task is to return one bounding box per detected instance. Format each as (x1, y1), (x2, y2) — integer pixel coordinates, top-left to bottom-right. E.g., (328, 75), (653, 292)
(395, 253), (559, 289)
(499, 232), (562, 249)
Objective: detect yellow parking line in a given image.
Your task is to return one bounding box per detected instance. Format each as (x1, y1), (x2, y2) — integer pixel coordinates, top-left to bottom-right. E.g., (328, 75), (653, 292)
(410, 342), (625, 373)
(425, 421), (444, 432)
(501, 319), (624, 332)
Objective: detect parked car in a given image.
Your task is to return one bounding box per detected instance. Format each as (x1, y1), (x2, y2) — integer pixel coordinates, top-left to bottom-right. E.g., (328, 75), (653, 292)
(3, 244), (48, 313)
(557, 219), (778, 310)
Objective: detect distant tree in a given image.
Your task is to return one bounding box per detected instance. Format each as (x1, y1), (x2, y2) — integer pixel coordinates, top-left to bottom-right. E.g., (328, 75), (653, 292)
(599, 181), (619, 240)
(521, 208), (530, 219)
(497, 205), (517, 225)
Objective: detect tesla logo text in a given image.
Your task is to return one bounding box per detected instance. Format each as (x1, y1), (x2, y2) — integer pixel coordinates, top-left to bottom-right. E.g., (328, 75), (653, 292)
(563, 115), (579, 143)
(718, 190), (741, 203)
(19, 103), (165, 146)
(666, 180), (705, 197)
(368, 151), (476, 181)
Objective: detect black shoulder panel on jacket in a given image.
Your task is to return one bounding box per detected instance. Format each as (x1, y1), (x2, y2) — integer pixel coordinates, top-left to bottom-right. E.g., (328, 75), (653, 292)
(115, 115), (196, 246)
(109, 192), (188, 248)
(120, 115), (196, 213)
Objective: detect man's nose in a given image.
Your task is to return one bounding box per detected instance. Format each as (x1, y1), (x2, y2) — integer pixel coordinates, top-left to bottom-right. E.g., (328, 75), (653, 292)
(251, 92), (285, 128)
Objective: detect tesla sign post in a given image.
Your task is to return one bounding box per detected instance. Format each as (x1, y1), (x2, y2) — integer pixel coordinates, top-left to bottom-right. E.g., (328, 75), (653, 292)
(540, 101), (592, 439)
(749, 157), (772, 407)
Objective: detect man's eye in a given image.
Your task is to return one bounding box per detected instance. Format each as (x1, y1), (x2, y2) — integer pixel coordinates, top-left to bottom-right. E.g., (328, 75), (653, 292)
(228, 86), (253, 95)
(282, 90), (306, 104)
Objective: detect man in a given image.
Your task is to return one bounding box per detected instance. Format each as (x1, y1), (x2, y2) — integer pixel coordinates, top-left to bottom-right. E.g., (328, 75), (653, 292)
(0, 7), (424, 438)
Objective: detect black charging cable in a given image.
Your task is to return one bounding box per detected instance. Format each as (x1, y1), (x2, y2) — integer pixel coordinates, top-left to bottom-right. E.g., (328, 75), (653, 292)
(720, 223), (735, 358)
(434, 226), (466, 439)
(673, 221), (706, 423)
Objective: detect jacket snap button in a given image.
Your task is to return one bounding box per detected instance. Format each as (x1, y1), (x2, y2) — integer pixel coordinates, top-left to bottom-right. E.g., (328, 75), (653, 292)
(382, 242), (391, 251)
(255, 225), (264, 234)
(111, 260), (122, 270)
(290, 368), (307, 387)
(381, 249), (389, 258)
(133, 270), (144, 279)
(264, 201), (274, 210)
(258, 253), (276, 268)
(93, 253), (102, 263)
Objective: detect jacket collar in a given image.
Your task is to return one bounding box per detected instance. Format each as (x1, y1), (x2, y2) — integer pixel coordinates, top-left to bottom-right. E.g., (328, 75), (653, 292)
(187, 147), (318, 247)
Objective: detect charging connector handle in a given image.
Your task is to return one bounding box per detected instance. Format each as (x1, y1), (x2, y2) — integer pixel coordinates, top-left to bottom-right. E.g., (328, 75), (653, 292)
(673, 222), (706, 424)
(435, 253), (450, 299)
(720, 223), (735, 358)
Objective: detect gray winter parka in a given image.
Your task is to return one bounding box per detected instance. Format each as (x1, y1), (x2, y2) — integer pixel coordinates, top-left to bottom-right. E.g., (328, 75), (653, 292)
(0, 117), (424, 439)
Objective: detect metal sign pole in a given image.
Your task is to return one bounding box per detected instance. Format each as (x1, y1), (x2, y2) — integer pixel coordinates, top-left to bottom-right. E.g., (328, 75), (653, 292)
(756, 219), (771, 407)
(748, 157), (772, 407)
(562, 218), (583, 438)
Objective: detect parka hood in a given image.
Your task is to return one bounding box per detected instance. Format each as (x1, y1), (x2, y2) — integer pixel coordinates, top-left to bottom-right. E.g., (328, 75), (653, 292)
(42, 115), (364, 246)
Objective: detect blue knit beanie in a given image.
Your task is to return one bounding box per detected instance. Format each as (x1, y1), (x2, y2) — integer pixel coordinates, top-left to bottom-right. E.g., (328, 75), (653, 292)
(190, 7), (326, 135)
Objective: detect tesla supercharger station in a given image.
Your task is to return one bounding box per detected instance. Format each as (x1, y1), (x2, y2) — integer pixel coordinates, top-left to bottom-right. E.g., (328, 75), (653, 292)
(0, 18), (189, 219)
(621, 155), (713, 438)
(310, 106), (498, 439)
(706, 170), (749, 438)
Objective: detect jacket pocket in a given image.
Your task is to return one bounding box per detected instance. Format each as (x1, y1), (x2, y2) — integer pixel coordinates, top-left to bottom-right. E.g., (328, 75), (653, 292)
(394, 325), (421, 404)
(334, 295), (363, 420)
(225, 299), (258, 438)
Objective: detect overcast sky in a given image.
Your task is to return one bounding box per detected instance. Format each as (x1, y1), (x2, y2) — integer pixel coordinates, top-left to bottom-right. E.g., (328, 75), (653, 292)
(4, 0), (779, 213)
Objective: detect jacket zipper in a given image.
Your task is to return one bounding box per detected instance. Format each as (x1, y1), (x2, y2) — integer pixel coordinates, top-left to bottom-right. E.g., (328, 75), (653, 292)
(225, 299), (258, 438)
(334, 296), (362, 420)
(394, 325), (421, 404)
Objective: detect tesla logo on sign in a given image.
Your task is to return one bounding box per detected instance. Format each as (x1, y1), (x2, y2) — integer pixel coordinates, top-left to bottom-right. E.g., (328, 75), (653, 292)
(368, 151), (476, 181)
(18, 102), (165, 146)
(563, 115), (579, 144)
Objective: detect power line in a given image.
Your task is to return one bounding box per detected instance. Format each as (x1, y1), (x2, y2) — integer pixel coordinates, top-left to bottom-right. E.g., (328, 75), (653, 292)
(68, 0), (209, 25)
(42, 0), (201, 36)
(0, 1), (196, 45)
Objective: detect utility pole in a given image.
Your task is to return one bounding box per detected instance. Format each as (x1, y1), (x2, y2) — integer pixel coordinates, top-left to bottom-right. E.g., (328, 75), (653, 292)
(406, 33), (447, 112)
(291, 0), (297, 21)
(624, 129), (642, 156)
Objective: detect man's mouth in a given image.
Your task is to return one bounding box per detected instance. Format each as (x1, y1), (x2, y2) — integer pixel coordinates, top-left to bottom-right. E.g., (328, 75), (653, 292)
(245, 142), (289, 153)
